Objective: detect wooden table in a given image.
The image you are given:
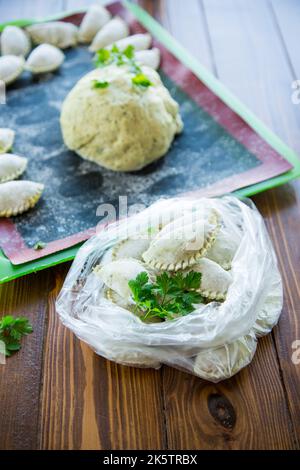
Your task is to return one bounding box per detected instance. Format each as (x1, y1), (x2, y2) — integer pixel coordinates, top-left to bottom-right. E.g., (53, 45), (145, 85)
(0, 0), (300, 450)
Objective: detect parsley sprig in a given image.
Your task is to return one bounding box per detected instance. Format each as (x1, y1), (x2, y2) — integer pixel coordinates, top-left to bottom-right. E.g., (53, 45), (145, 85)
(128, 271), (203, 322)
(94, 44), (153, 89)
(0, 315), (33, 357)
(33, 241), (46, 250)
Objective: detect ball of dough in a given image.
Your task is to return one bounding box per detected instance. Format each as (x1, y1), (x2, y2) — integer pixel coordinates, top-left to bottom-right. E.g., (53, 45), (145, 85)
(60, 64), (183, 171)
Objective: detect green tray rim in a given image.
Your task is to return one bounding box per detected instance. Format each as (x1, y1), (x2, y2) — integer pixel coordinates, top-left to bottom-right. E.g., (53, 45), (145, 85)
(1, 0), (299, 284)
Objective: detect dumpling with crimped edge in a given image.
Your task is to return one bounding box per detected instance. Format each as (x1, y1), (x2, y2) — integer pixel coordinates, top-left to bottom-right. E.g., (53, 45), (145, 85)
(105, 287), (131, 310)
(89, 16), (129, 52)
(190, 258), (233, 301)
(0, 180), (44, 217)
(111, 225), (161, 262)
(110, 33), (152, 52)
(94, 258), (151, 302)
(135, 48), (161, 70)
(205, 225), (241, 270)
(112, 237), (152, 262)
(0, 153), (28, 183)
(0, 55), (24, 85)
(0, 128), (15, 154)
(79, 4), (111, 43)
(26, 44), (65, 74)
(193, 334), (257, 382)
(26, 21), (78, 49)
(142, 210), (220, 272)
(0, 25), (31, 57)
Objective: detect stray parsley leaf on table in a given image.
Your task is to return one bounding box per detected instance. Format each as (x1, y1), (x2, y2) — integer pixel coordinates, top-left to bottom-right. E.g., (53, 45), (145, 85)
(0, 315), (33, 357)
(33, 241), (46, 250)
(128, 271), (203, 322)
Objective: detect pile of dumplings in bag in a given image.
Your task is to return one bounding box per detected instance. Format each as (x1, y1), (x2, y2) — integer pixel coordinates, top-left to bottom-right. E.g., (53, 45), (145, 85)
(56, 195), (283, 382)
(0, 4), (160, 217)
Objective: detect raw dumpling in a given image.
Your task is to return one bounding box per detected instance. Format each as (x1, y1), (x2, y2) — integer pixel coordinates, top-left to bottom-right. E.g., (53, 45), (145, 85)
(105, 287), (131, 310)
(111, 33), (152, 52)
(89, 16), (129, 52)
(112, 236), (152, 262)
(194, 334), (257, 382)
(0, 153), (28, 183)
(0, 55), (24, 85)
(60, 64), (183, 171)
(252, 272), (283, 337)
(79, 4), (111, 43)
(142, 211), (220, 271)
(0, 25), (31, 57)
(135, 48), (161, 70)
(26, 21), (78, 49)
(0, 128), (15, 153)
(112, 349), (160, 369)
(95, 258), (149, 301)
(0, 180), (44, 217)
(26, 44), (64, 74)
(205, 226), (241, 270)
(191, 258), (233, 301)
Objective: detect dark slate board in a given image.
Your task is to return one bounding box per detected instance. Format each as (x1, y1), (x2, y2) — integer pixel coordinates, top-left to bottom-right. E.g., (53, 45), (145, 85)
(0, 46), (260, 247)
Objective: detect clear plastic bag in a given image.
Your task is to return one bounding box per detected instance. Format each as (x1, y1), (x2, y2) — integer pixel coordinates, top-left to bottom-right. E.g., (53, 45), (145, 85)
(56, 195), (283, 382)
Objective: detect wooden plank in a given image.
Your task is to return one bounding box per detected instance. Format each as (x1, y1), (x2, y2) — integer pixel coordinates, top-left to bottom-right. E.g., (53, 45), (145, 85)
(0, 0), (65, 21)
(65, 0), (97, 10)
(253, 182), (300, 444)
(164, 0), (215, 72)
(163, 335), (298, 449)
(158, 0), (300, 449)
(0, 271), (54, 450)
(202, 0), (300, 154)
(39, 268), (166, 450)
(271, 0), (300, 78)
(200, 0), (300, 447)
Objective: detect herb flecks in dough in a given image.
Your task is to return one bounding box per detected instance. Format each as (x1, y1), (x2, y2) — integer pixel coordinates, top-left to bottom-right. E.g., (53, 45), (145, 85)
(132, 73), (152, 88)
(92, 79), (109, 89)
(128, 271), (203, 322)
(94, 45), (152, 89)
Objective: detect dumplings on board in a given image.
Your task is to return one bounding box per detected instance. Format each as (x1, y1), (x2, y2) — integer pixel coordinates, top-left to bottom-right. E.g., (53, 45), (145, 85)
(0, 128), (15, 153)
(26, 44), (65, 74)
(26, 21), (78, 49)
(0, 55), (24, 85)
(0, 181), (44, 217)
(89, 17), (129, 52)
(0, 154), (28, 183)
(135, 48), (161, 70)
(79, 4), (111, 43)
(0, 25), (31, 57)
(111, 33), (152, 52)
(60, 64), (183, 172)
